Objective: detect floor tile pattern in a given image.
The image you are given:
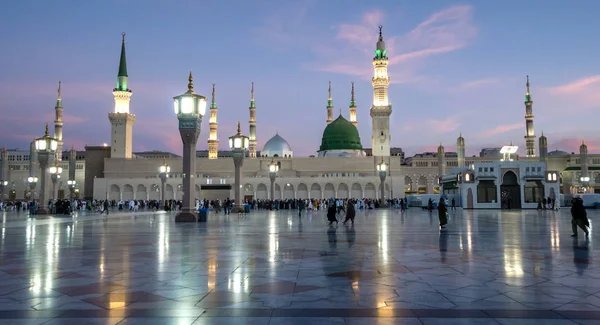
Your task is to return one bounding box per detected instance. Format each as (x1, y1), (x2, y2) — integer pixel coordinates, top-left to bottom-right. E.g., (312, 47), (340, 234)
(0, 207), (598, 324)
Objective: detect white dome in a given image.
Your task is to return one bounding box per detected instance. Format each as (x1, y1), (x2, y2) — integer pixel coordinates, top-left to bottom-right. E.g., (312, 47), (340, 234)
(262, 133), (293, 157)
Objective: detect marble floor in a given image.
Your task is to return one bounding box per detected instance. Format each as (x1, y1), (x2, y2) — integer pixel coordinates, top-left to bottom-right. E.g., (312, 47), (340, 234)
(0, 207), (598, 324)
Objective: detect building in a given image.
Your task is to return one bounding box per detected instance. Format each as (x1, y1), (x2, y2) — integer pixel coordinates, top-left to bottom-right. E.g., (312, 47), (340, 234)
(1, 27), (599, 206)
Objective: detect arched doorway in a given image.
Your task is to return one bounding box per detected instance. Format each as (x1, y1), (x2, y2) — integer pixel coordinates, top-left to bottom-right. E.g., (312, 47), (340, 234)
(501, 171), (521, 209)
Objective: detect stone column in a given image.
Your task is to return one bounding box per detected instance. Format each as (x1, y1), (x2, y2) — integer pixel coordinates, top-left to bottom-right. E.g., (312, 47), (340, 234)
(379, 172), (386, 201)
(231, 150), (245, 213)
(37, 152), (52, 214)
(175, 118), (201, 222)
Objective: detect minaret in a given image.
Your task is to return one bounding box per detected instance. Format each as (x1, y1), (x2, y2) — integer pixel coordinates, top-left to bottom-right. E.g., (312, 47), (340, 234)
(349, 81), (357, 127)
(208, 83), (219, 159)
(0, 148), (7, 182)
(580, 141), (589, 179)
(54, 81), (64, 161)
(69, 146), (76, 181)
(457, 133), (465, 169)
(248, 82), (257, 158)
(108, 32), (135, 159)
(539, 132), (548, 162)
(437, 143), (446, 177)
(326, 81), (334, 124)
(370, 25), (392, 158)
(524, 76), (536, 157)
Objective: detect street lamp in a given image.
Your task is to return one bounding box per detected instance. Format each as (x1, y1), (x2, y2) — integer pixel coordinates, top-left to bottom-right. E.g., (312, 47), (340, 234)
(49, 163), (62, 201)
(229, 122), (249, 213)
(67, 180), (76, 201)
(34, 124), (58, 214)
(173, 72), (206, 222)
(580, 176), (590, 192)
(159, 160), (170, 209)
(27, 177), (38, 202)
(269, 158), (279, 200)
(376, 157), (387, 202)
(0, 180), (7, 201)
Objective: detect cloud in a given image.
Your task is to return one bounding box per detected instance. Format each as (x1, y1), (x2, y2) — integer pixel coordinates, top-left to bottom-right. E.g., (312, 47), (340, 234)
(426, 117), (460, 133)
(307, 6), (477, 83)
(549, 137), (600, 153)
(455, 78), (499, 90)
(480, 123), (522, 137)
(252, 1), (318, 45)
(544, 76), (600, 109)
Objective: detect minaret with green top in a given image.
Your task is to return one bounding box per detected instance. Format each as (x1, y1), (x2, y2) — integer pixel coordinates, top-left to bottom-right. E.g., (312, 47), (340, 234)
(108, 32), (136, 159)
(208, 83), (219, 159)
(370, 25), (392, 158)
(524, 75), (536, 157)
(54, 81), (64, 161)
(326, 81), (334, 124)
(248, 82), (257, 158)
(349, 81), (357, 127)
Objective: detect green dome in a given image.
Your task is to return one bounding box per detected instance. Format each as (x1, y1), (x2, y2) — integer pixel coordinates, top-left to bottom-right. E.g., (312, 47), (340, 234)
(319, 115), (363, 151)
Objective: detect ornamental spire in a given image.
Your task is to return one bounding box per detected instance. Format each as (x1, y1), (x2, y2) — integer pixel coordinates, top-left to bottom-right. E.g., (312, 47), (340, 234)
(118, 33), (128, 77)
(44, 123), (49, 137)
(56, 81), (62, 106)
(250, 82), (255, 108)
(375, 25), (387, 59)
(210, 83), (216, 109)
(187, 71), (194, 92)
(327, 81), (333, 108)
(237, 121), (241, 134)
(350, 81), (356, 107)
(525, 75), (532, 102)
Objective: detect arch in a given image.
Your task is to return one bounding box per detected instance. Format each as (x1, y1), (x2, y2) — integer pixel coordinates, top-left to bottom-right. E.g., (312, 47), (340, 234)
(502, 171), (519, 185)
(365, 183), (376, 199)
(310, 183), (322, 199)
(123, 184), (134, 200)
(149, 184), (160, 200)
(165, 184), (174, 200)
(109, 184), (120, 200)
(351, 183), (362, 199)
(405, 176), (412, 193)
(418, 175), (428, 194)
(177, 184), (184, 201)
(283, 183), (294, 199)
(338, 183), (349, 198)
(274, 183), (282, 200)
(136, 184), (147, 200)
(324, 183), (335, 199)
(297, 183), (308, 199)
(244, 184), (254, 197)
(256, 183), (268, 199)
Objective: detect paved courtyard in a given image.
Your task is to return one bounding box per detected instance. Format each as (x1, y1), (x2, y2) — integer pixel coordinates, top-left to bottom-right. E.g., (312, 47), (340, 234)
(0, 207), (598, 324)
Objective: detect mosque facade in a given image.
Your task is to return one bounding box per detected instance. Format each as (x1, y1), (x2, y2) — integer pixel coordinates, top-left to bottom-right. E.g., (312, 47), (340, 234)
(0, 27), (599, 206)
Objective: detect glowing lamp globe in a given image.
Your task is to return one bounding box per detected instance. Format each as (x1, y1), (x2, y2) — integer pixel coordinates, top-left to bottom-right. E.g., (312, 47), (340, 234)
(28, 177), (38, 183)
(173, 72), (207, 118)
(269, 160), (279, 173)
(376, 158), (387, 172)
(229, 122), (249, 150)
(159, 165), (171, 174)
(35, 125), (58, 153)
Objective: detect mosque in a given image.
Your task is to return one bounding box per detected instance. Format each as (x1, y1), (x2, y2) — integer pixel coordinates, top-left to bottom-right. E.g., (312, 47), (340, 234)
(0, 27), (598, 208)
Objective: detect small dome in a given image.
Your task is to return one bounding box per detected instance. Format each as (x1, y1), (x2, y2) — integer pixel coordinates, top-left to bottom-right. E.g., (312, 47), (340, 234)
(548, 150), (570, 157)
(262, 133), (293, 157)
(319, 115), (363, 152)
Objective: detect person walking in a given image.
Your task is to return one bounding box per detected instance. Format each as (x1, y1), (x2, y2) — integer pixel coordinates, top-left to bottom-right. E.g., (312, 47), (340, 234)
(343, 200), (356, 225)
(103, 200), (109, 215)
(571, 197), (589, 237)
(438, 197), (448, 229)
(451, 198), (456, 210)
(327, 204), (338, 226)
(298, 199), (305, 217)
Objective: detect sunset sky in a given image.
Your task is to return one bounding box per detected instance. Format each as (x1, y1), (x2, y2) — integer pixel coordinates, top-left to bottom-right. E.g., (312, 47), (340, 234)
(1, 0), (599, 157)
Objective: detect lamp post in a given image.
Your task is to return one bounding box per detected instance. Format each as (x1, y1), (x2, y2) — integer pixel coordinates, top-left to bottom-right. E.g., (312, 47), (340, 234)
(49, 164), (62, 200)
(173, 72), (206, 222)
(229, 122), (249, 213)
(27, 177), (38, 202)
(0, 180), (7, 201)
(67, 180), (76, 201)
(268, 158), (279, 201)
(376, 157), (387, 202)
(580, 176), (590, 193)
(35, 124), (58, 214)
(159, 160), (170, 208)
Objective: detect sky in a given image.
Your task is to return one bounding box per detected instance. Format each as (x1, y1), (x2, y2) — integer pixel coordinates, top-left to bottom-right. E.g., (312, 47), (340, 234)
(1, 0), (599, 157)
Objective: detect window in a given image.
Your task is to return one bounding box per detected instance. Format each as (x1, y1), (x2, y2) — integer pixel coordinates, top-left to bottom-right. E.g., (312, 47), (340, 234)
(478, 167), (482, 172)
(490, 167), (494, 172)
(477, 180), (496, 203)
(484, 168), (488, 172)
